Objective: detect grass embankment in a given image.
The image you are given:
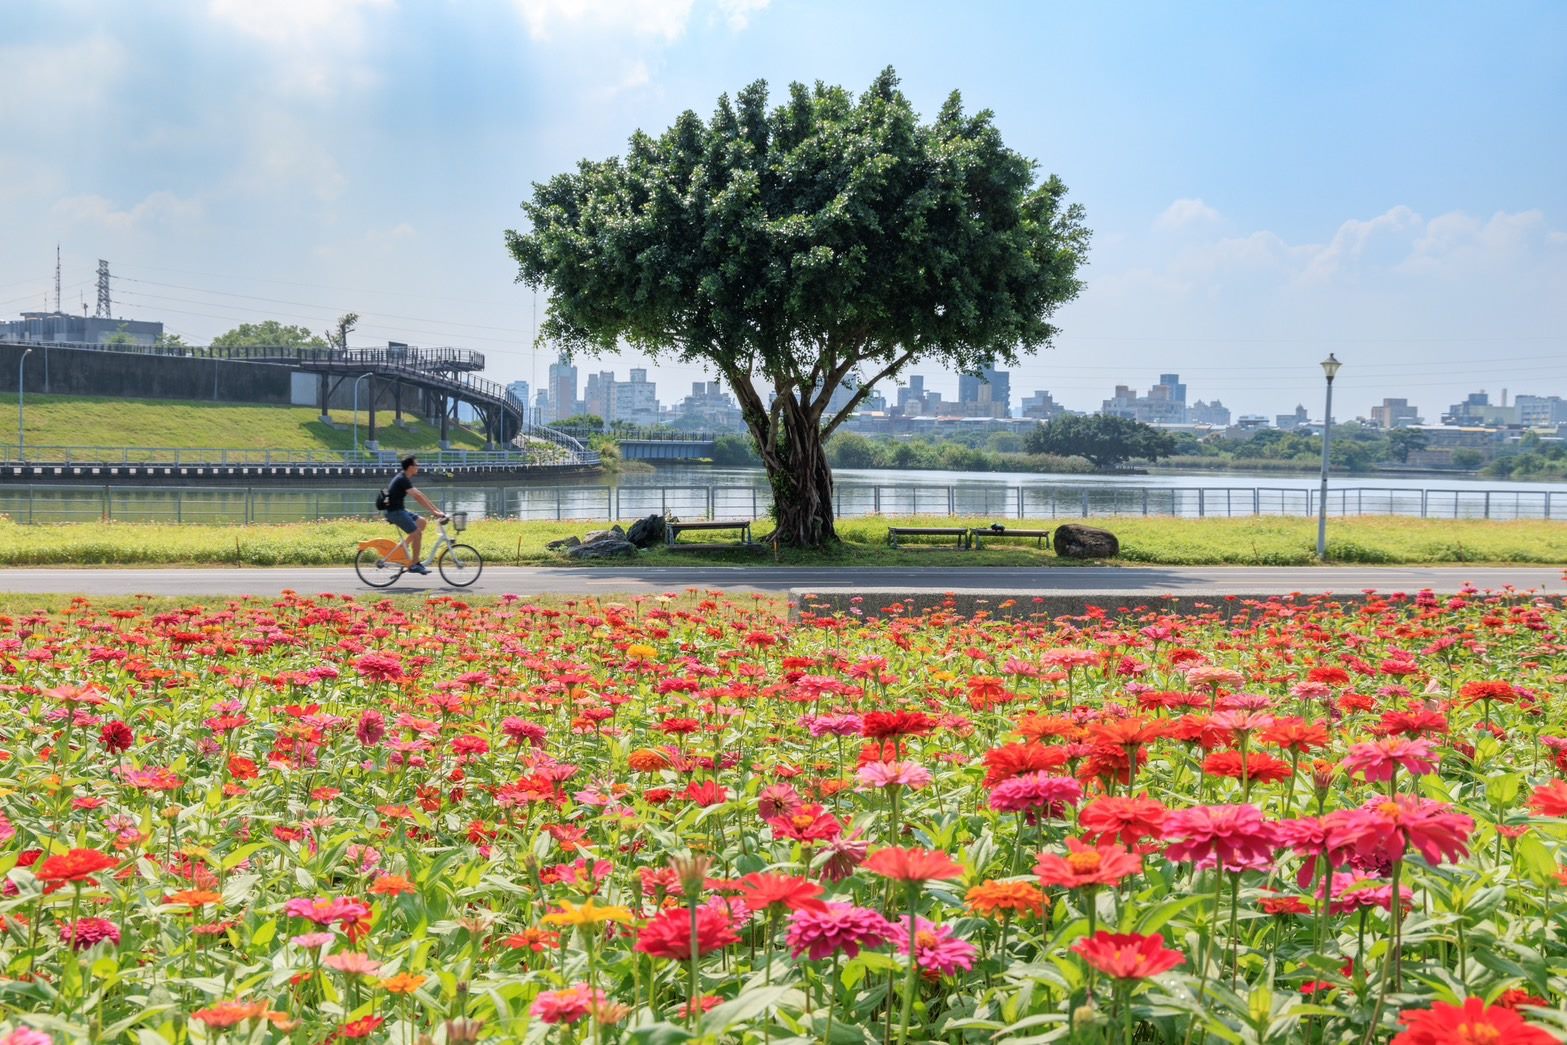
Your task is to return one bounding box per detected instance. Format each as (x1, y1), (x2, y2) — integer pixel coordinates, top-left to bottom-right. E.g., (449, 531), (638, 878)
(0, 515), (1562, 567)
(0, 393), (486, 453)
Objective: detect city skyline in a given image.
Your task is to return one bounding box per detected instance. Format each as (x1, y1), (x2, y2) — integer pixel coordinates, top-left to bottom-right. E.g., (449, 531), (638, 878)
(2, 2), (1563, 418)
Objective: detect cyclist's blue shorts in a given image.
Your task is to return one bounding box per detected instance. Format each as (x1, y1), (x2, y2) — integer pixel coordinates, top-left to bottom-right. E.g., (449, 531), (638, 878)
(385, 509), (419, 534)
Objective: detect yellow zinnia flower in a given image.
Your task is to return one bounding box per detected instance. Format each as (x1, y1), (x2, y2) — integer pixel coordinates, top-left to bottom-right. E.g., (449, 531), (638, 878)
(541, 898), (635, 928)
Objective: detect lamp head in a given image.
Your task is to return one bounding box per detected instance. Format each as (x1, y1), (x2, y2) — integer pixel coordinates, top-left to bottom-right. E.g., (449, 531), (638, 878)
(1320, 353), (1341, 381)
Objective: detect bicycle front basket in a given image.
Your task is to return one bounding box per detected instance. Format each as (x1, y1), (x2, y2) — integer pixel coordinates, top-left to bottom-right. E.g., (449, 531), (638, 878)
(449, 510), (468, 532)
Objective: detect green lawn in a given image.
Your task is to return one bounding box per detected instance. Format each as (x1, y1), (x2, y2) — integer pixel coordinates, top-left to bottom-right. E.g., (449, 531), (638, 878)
(0, 515), (1561, 567)
(0, 393), (487, 453)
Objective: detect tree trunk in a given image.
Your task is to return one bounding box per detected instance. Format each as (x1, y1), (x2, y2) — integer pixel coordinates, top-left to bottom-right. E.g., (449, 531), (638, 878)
(750, 396), (838, 548)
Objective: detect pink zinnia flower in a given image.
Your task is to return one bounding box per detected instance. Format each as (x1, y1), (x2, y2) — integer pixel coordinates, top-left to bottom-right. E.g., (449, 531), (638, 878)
(291, 932), (336, 948)
(889, 918), (978, 976)
(786, 903), (896, 960)
(856, 761), (933, 791)
(530, 984), (607, 1024)
(355, 710), (385, 747)
(1328, 796), (1474, 868)
(817, 834), (868, 882)
(59, 918), (119, 950)
(1161, 804), (1279, 873)
(283, 897), (372, 927)
(323, 952), (381, 976)
(757, 783), (801, 819)
(2, 1030), (53, 1045)
(989, 773), (1083, 820)
(1341, 738), (1438, 782)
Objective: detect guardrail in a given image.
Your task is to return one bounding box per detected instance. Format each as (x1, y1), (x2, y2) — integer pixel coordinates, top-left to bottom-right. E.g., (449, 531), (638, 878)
(0, 482), (1557, 526)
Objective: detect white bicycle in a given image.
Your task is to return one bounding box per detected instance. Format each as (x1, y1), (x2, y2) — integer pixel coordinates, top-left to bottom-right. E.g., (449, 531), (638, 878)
(354, 511), (484, 588)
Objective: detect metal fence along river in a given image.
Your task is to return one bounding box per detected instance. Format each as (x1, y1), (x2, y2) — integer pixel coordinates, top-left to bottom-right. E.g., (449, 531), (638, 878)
(0, 481), (1561, 525)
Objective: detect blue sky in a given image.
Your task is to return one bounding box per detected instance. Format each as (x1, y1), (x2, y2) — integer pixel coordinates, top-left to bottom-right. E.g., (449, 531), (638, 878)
(2, 0), (1564, 419)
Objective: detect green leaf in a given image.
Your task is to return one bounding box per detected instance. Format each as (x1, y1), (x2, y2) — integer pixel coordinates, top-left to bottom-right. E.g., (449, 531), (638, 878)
(1486, 773), (1523, 808)
(250, 917), (278, 949)
(701, 984), (794, 1034)
(1515, 834), (1558, 886)
(626, 1022), (694, 1045)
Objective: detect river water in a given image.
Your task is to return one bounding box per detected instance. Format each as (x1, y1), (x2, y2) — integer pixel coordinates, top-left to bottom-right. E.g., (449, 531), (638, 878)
(4, 463), (1565, 524)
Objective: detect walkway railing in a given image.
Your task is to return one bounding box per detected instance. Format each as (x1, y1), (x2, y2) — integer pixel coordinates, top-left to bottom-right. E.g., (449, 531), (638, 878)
(0, 482), (1558, 526)
(0, 445), (587, 467)
(1, 340), (485, 371)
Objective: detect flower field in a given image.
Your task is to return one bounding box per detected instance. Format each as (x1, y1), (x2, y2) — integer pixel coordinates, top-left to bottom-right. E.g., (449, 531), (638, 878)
(2, 589), (1567, 1043)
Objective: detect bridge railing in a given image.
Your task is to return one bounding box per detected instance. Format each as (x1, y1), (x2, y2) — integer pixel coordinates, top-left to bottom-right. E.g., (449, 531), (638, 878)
(1, 339), (488, 371)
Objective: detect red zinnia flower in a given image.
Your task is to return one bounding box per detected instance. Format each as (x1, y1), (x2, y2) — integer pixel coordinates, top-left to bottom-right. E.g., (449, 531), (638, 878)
(1329, 796), (1474, 868)
(981, 742), (1070, 788)
(1202, 750), (1294, 784)
(862, 711), (936, 739)
(1341, 737), (1438, 782)
(1391, 997), (1555, 1045)
(98, 721), (134, 754)
(1035, 838), (1142, 889)
(634, 906), (740, 961)
(1071, 931), (1184, 979)
(732, 873), (828, 913)
(1527, 779), (1567, 818)
(1078, 796), (1167, 847)
(862, 847), (964, 882)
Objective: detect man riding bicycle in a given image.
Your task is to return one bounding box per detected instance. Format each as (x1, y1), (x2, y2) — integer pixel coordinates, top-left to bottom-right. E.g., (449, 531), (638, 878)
(381, 455), (446, 575)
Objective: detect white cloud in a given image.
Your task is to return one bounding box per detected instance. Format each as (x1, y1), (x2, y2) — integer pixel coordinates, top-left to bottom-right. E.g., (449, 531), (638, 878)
(1301, 205), (1423, 281)
(205, 0), (394, 94)
(512, 0), (696, 41)
(229, 111), (348, 201)
(0, 35), (127, 133)
(1154, 197), (1220, 231)
(715, 0), (770, 30)
(53, 191), (202, 230)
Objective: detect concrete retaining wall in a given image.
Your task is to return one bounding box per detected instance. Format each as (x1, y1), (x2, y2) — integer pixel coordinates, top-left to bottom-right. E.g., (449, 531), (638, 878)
(0, 343), (296, 405)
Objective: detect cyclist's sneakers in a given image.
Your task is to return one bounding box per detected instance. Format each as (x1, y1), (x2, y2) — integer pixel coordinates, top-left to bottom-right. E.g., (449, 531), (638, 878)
(408, 564), (431, 575)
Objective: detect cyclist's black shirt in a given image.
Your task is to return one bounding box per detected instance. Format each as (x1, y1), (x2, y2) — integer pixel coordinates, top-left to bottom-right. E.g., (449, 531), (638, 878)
(386, 474), (413, 511)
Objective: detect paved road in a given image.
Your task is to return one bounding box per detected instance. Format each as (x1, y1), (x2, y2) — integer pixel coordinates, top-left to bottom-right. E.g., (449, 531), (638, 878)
(0, 565), (1560, 597)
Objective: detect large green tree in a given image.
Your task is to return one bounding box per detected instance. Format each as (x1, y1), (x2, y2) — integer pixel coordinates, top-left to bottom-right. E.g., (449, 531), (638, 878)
(507, 68), (1089, 547)
(1025, 413), (1176, 470)
(210, 320), (326, 349)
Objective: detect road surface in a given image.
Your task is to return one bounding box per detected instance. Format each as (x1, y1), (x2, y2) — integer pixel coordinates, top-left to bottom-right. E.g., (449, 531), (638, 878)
(0, 565), (1560, 597)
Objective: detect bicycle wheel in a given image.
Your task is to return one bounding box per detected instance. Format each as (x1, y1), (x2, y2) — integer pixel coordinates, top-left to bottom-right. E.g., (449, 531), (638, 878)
(437, 543), (484, 587)
(355, 546), (404, 588)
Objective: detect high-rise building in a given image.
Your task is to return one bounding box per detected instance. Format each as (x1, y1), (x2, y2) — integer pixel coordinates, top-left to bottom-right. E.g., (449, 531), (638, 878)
(546, 354), (579, 423)
(676, 379), (744, 431)
(611, 368), (660, 425)
(583, 370), (615, 421)
(958, 367), (1011, 418)
(1187, 400), (1231, 426)
(1515, 395), (1567, 426)
(1102, 374), (1188, 424)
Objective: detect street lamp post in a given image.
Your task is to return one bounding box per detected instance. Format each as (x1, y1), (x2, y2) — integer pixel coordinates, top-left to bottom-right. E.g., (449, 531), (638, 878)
(1316, 353), (1341, 560)
(17, 348), (33, 462)
(352, 372), (374, 455)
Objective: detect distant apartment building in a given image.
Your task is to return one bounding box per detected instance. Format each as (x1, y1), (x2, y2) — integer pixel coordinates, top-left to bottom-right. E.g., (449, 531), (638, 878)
(583, 371), (616, 421)
(546, 354), (579, 423)
(1275, 405), (1309, 431)
(1368, 397), (1421, 428)
(1020, 389), (1067, 421)
(1102, 373), (1189, 424)
(1187, 399), (1231, 426)
(611, 368), (659, 425)
(676, 380), (744, 431)
(2, 310), (163, 345)
(1443, 390), (1519, 426)
(1405, 424), (1502, 468)
(1516, 394), (1567, 426)
(957, 367), (1011, 418)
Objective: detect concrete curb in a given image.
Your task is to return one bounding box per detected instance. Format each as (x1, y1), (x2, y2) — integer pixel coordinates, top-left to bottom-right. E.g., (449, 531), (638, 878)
(788, 587), (1563, 621)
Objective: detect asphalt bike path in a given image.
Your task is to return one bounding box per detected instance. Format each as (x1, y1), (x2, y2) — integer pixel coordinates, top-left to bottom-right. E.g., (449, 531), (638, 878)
(0, 565), (1560, 597)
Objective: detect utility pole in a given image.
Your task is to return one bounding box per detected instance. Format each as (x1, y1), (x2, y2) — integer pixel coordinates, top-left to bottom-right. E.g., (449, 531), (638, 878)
(54, 245), (61, 313)
(96, 260), (111, 318)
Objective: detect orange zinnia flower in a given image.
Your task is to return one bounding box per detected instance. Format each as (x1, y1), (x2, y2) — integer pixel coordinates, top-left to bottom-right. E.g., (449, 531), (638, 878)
(379, 972), (427, 994)
(370, 874), (417, 897)
(965, 880), (1047, 918)
(1035, 838), (1142, 889)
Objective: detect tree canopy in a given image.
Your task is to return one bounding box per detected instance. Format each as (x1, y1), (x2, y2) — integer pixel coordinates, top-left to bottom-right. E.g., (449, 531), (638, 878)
(1025, 414), (1176, 470)
(507, 67), (1089, 546)
(211, 321), (326, 349)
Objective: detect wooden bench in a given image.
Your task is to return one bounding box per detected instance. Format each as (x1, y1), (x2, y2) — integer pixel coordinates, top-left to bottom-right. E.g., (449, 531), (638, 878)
(667, 518), (754, 547)
(887, 525), (971, 549)
(970, 527), (1052, 550)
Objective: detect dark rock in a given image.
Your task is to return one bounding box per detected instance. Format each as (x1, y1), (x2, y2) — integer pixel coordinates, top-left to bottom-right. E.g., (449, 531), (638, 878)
(626, 514), (667, 549)
(1054, 524), (1119, 559)
(545, 536), (582, 551)
(581, 525), (627, 545)
(566, 538), (637, 560)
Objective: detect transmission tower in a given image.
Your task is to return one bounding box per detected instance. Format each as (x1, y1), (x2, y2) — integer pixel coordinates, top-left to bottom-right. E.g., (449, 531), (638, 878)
(96, 259), (111, 318)
(54, 244), (61, 313)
